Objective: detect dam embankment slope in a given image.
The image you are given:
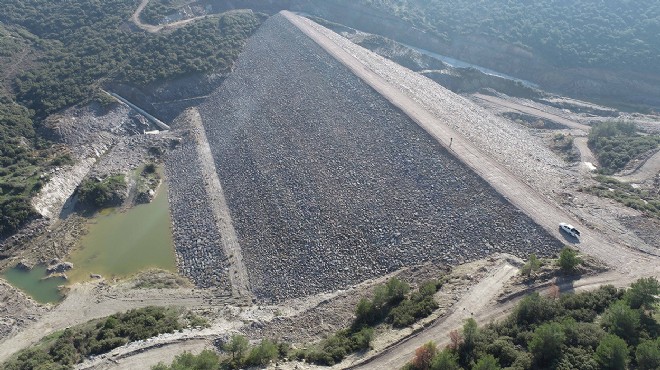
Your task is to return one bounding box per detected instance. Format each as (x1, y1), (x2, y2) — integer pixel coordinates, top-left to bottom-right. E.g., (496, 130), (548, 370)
(197, 14), (561, 300)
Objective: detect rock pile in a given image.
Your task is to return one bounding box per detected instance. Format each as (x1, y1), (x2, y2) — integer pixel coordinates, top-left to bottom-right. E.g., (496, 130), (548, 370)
(165, 130), (230, 291)
(195, 15), (562, 301)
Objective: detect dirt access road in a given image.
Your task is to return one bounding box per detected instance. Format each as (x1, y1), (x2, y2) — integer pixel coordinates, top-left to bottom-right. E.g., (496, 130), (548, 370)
(0, 283), (220, 364)
(575, 137), (660, 182)
(131, 0), (212, 33)
(283, 11), (659, 274)
(473, 93), (591, 131)
(344, 261), (518, 369)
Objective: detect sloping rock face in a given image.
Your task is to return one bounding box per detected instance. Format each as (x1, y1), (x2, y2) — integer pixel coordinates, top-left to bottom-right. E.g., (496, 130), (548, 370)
(199, 14), (561, 300)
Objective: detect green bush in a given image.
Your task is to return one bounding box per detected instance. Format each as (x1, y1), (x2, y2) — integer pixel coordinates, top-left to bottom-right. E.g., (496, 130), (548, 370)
(77, 175), (126, 208)
(558, 247), (582, 273)
(625, 277), (660, 310)
(473, 354), (501, 370)
(601, 301), (641, 344)
(245, 339), (278, 367)
(636, 338), (660, 370)
(152, 350), (220, 370)
(594, 334), (628, 370)
(529, 322), (565, 366)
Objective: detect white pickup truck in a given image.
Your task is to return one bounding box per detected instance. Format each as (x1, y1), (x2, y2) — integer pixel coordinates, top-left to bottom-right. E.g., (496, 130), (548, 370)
(559, 222), (581, 238)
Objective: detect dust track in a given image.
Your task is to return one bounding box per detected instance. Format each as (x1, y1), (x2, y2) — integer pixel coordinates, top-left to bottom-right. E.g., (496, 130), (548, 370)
(347, 261), (518, 369)
(131, 0), (213, 33)
(0, 283), (211, 363)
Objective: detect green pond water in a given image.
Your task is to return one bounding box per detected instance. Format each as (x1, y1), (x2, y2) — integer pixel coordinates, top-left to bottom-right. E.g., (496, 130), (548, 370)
(2, 182), (176, 303)
(68, 182), (176, 282)
(3, 265), (66, 304)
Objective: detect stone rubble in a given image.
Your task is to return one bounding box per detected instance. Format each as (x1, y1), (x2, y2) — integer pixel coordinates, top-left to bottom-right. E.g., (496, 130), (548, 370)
(189, 15), (562, 301)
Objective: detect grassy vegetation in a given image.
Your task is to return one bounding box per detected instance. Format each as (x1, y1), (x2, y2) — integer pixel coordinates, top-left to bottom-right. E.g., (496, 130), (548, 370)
(296, 277), (444, 365)
(77, 174), (127, 209)
(588, 121), (660, 175)
(583, 175), (660, 219)
(404, 277), (660, 370)
(4, 306), (185, 370)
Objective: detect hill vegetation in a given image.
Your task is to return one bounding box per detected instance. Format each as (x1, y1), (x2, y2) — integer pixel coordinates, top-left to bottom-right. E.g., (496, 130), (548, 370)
(357, 0), (660, 75)
(0, 0), (265, 237)
(3, 307), (190, 370)
(404, 277), (660, 370)
(587, 121), (660, 175)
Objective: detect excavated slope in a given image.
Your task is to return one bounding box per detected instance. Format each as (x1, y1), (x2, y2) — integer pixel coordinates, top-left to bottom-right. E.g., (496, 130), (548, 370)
(198, 14), (562, 300)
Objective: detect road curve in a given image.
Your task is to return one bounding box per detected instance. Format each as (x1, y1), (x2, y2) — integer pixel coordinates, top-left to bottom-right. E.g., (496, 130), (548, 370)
(347, 261), (519, 370)
(131, 0), (212, 33)
(613, 149), (660, 183)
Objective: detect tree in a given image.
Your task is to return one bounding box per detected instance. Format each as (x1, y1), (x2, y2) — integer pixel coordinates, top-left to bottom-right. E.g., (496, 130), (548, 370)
(529, 322), (565, 366)
(245, 339), (278, 366)
(558, 247), (581, 272)
(636, 339), (660, 370)
(624, 277), (660, 310)
(386, 277), (410, 304)
(354, 298), (376, 327)
(473, 354), (501, 370)
(223, 334), (248, 362)
(521, 254), (541, 277)
(601, 301), (640, 344)
(594, 334), (628, 370)
(430, 348), (462, 370)
(412, 341), (438, 370)
(448, 329), (462, 351)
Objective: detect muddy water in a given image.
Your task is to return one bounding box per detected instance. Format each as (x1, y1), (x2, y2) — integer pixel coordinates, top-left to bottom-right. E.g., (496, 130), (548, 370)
(67, 182), (176, 282)
(3, 265), (66, 304)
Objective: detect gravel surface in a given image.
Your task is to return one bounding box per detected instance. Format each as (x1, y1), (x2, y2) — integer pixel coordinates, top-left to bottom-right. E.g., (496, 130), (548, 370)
(197, 15), (562, 301)
(306, 19), (572, 197)
(164, 123), (230, 291)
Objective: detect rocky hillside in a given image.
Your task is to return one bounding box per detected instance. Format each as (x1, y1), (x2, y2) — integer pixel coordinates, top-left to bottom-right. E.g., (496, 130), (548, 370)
(197, 14), (562, 301)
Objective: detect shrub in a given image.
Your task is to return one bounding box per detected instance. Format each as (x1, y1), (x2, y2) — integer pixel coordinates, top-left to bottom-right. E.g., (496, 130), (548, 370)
(624, 277), (660, 310)
(601, 301), (640, 344)
(473, 354), (501, 370)
(77, 175), (126, 208)
(152, 350), (220, 370)
(223, 334), (248, 362)
(245, 339), (278, 367)
(430, 348), (461, 370)
(511, 292), (562, 327)
(594, 334), (628, 370)
(558, 247), (582, 273)
(412, 341), (438, 370)
(521, 254), (541, 277)
(529, 322), (565, 366)
(636, 338), (660, 370)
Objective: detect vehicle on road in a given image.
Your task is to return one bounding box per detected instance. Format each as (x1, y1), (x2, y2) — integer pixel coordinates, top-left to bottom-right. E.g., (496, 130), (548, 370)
(559, 222), (581, 238)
